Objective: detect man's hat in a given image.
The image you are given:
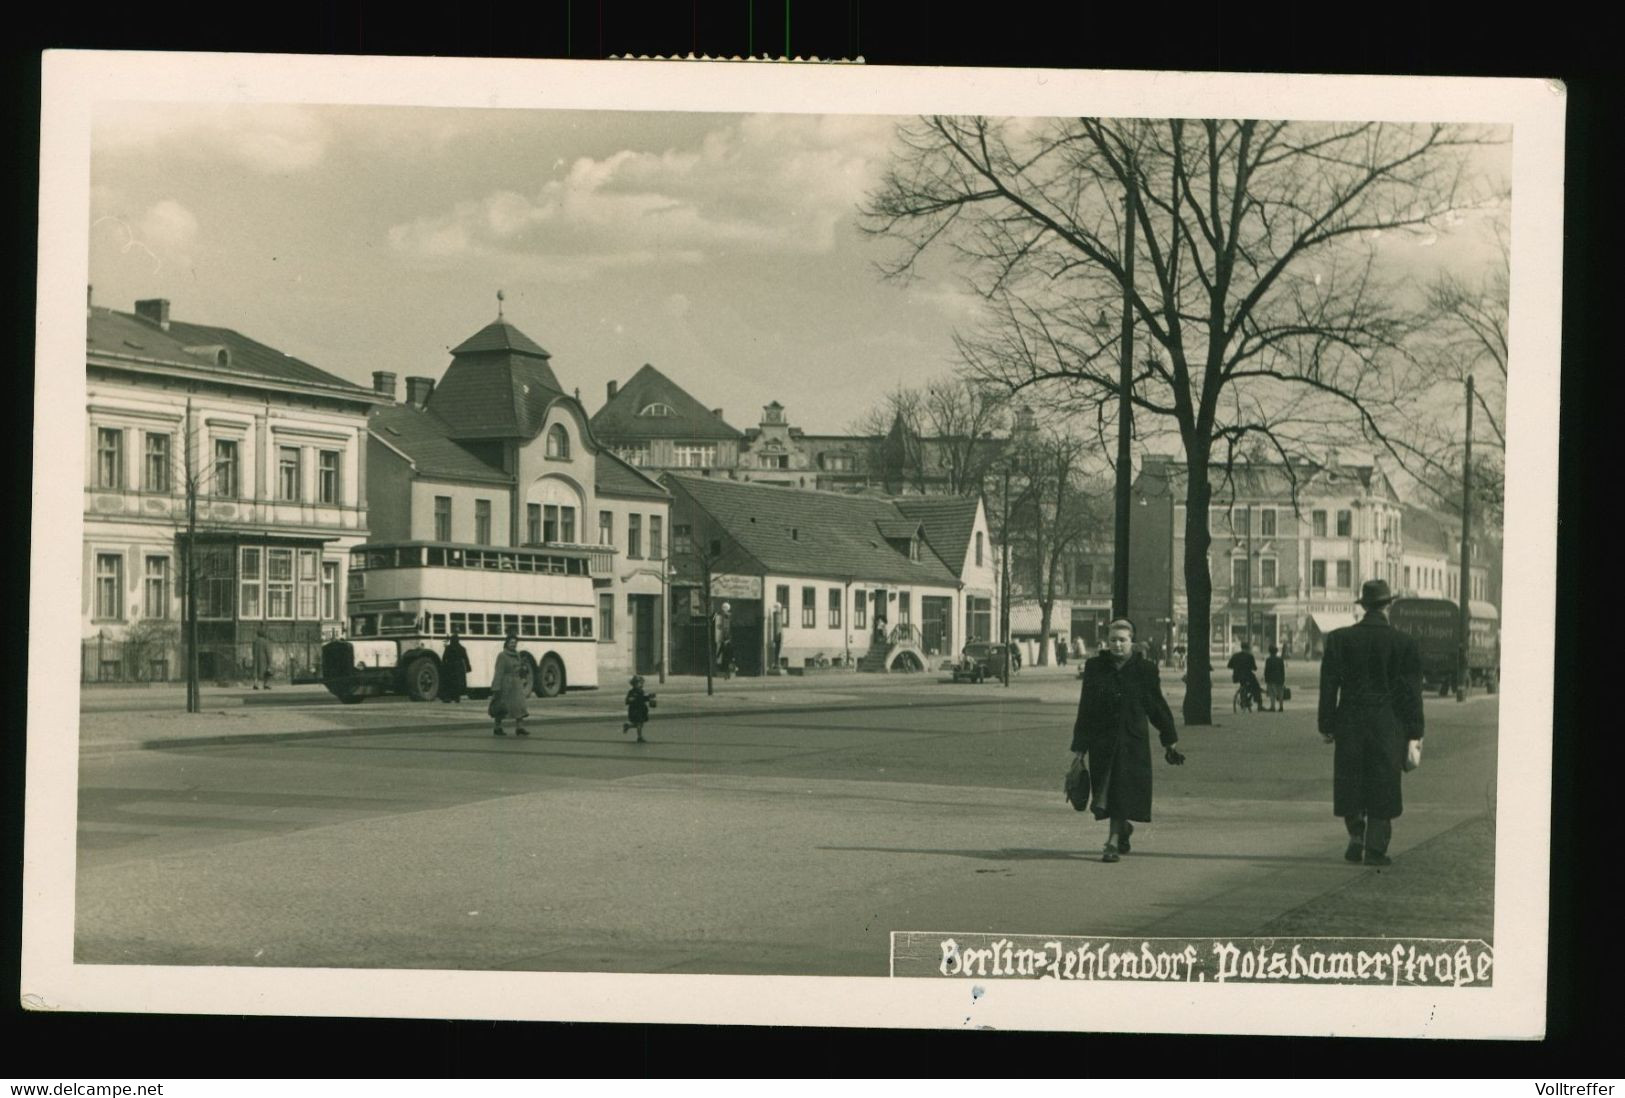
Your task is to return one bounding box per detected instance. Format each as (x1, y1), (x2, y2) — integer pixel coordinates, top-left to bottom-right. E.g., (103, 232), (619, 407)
(1357, 578), (1395, 609)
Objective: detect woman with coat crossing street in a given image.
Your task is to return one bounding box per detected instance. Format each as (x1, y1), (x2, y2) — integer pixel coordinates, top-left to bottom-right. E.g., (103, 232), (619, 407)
(440, 633), (471, 703)
(1071, 619), (1185, 862)
(489, 633), (531, 737)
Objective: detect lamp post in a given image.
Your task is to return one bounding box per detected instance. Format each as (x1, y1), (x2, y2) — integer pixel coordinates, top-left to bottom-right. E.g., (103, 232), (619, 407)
(1112, 179), (1137, 621)
(1000, 462), (1012, 688)
(1457, 374), (1474, 703)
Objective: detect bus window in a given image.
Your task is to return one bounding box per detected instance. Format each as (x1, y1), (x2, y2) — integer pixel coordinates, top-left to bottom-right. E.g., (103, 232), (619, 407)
(581, 616), (592, 638)
(568, 558), (585, 576)
(367, 549), (391, 570)
(350, 614), (377, 637)
(431, 614), (446, 635)
(566, 617), (580, 638)
(349, 551), (367, 572)
(487, 613), (505, 635)
(450, 612), (467, 635)
(482, 553), (500, 571)
(537, 616), (552, 638)
(520, 615), (537, 637)
(466, 614), (484, 637)
(516, 554), (533, 573)
(448, 549), (463, 568)
(554, 615), (568, 637)
(401, 546), (424, 567)
(498, 553), (516, 571)
(381, 611), (417, 634)
(503, 613), (519, 636)
(427, 547), (446, 566)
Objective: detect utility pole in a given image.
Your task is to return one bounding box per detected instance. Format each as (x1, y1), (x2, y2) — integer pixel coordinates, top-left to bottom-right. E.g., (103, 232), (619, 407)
(1245, 502), (1254, 652)
(183, 397), (200, 714)
(1112, 175), (1136, 620)
(1457, 375), (1474, 703)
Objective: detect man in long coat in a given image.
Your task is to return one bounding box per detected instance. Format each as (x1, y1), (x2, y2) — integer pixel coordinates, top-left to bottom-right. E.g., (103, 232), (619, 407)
(1071, 618), (1185, 862)
(440, 633), (471, 703)
(252, 627), (273, 690)
(1318, 579), (1425, 866)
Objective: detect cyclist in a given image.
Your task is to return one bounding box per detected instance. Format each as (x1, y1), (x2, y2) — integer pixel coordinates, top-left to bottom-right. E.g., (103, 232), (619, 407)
(1227, 642), (1264, 712)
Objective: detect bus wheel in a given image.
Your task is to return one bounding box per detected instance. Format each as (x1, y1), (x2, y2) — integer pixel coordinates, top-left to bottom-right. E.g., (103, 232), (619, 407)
(536, 655), (565, 698)
(339, 693), (365, 705)
(406, 657), (441, 702)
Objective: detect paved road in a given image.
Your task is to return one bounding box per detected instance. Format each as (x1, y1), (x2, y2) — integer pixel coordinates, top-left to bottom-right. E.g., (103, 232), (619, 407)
(74, 672), (1500, 975)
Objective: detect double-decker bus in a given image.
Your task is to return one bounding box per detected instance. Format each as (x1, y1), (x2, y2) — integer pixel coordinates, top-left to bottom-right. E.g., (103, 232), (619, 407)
(1388, 596), (1500, 696)
(320, 541), (599, 704)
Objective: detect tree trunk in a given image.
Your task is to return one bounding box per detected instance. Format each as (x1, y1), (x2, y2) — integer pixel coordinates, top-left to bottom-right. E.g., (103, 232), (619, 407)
(1181, 456), (1214, 725)
(1037, 598), (1053, 667)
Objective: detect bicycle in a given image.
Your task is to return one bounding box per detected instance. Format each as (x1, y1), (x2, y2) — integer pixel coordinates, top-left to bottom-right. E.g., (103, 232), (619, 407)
(1233, 682), (1261, 713)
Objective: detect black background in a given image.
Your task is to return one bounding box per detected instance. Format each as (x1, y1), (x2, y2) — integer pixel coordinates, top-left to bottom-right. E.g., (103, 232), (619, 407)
(3, 0), (1610, 1079)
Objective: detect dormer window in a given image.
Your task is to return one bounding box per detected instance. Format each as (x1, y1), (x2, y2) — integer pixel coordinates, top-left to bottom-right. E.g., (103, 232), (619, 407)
(639, 402), (676, 417)
(546, 424), (571, 459)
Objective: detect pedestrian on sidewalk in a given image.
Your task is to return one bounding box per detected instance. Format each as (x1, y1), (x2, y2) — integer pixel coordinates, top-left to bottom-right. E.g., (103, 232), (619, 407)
(1071, 618), (1186, 864)
(1264, 645), (1287, 712)
(1318, 579), (1425, 867)
(623, 675), (656, 742)
(489, 633), (530, 737)
(440, 633), (471, 703)
(252, 627), (273, 690)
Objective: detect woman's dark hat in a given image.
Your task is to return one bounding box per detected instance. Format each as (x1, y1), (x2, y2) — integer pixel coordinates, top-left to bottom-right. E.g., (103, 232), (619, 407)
(1357, 579), (1395, 608)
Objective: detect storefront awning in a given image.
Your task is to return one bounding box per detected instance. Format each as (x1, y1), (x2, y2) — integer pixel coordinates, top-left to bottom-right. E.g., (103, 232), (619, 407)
(1469, 600), (1499, 621)
(1309, 611), (1357, 634)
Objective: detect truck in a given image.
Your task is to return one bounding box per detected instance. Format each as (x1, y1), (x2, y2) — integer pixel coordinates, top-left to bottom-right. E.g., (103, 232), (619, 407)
(1387, 597), (1500, 696)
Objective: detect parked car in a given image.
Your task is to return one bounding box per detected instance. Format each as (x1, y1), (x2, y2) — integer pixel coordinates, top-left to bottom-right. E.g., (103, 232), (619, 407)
(953, 642), (1011, 683)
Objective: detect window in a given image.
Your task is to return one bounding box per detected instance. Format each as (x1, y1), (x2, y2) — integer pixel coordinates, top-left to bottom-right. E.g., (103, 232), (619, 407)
(546, 424), (571, 459)
(322, 561), (338, 619)
(1234, 508), (1251, 535)
(275, 447), (301, 501)
(238, 546), (262, 619)
(213, 439), (239, 497)
(543, 504), (559, 543)
(801, 587), (816, 628)
(649, 515), (663, 559)
(599, 511), (614, 546)
(1260, 557), (1278, 588)
(638, 403), (676, 417)
(775, 584), (791, 625)
(527, 503), (542, 545)
(673, 444), (717, 468)
(1232, 558), (1249, 591)
(615, 443), (650, 466)
(1403, 565), (1411, 589)
(1312, 510), (1327, 537)
(1311, 560), (1327, 588)
(434, 496), (452, 541)
(828, 588), (842, 629)
(599, 594), (614, 641)
(673, 524), (693, 556)
(853, 590), (867, 630)
(266, 549), (294, 619)
(144, 433), (171, 492)
(561, 506), (576, 544)
(823, 453), (854, 472)
(1259, 509), (1277, 537)
(899, 592), (912, 625)
(1078, 561), (1095, 594)
(629, 514), (643, 558)
(975, 531), (984, 567)
(1336, 560), (1352, 589)
(195, 545), (233, 619)
(318, 450), (340, 504)
(1336, 510), (1352, 537)
(297, 549), (320, 619)
(474, 499), (492, 545)
(760, 453), (788, 470)
(143, 556), (169, 619)
(96, 428), (123, 489)
(94, 553), (122, 620)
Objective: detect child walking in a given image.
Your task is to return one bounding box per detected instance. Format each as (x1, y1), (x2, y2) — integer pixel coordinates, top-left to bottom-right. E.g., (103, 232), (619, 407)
(623, 675), (656, 743)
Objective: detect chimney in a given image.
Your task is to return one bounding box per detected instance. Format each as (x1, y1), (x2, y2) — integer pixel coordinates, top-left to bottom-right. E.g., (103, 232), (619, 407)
(134, 298), (171, 330)
(404, 376), (435, 407)
(713, 408), (724, 420)
(372, 371), (398, 400)
(607, 380), (618, 401)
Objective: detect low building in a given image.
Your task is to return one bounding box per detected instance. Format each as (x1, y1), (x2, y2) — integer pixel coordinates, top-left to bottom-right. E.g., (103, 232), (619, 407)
(366, 312), (671, 680)
(662, 475), (994, 675)
(84, 297), (382, 682)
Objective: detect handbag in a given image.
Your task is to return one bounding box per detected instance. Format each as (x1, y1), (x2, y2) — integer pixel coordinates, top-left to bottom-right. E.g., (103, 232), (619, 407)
(1282, 686), (1293, 701)
(1064, 754), (1091, 812)
(487, 694), (505, 720)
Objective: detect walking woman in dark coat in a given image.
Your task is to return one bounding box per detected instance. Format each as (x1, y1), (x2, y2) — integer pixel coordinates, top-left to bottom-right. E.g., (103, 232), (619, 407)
(1071, 618), (1185, 862)
(440, 633), (471, 703)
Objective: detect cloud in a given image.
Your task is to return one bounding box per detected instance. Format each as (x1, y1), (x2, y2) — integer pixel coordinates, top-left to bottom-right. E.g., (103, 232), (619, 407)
(90, 189), (199, 273)
(93, 103), (331, 174)
(386, 113), (899, 265)
(139, 200), (199, 252)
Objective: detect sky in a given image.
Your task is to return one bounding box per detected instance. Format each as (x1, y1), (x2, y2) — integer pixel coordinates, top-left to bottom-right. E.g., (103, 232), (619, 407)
(88, 104), (1508, 438)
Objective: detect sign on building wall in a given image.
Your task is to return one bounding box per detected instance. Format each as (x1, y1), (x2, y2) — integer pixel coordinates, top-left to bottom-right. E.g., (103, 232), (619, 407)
(710, 573), (763, 600)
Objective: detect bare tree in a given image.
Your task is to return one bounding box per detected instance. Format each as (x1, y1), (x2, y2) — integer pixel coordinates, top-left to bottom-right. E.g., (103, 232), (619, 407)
(919, 375), (1010, 495)
(846, 384), (927, 493)
(862, 116), (1504, 723)
(1003, 428), (1104, 665)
